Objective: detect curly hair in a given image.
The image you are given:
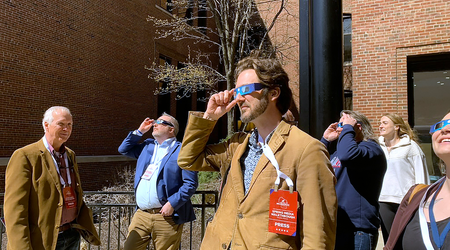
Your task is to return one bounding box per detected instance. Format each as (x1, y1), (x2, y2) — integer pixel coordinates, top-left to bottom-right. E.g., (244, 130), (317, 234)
(234, 50), (292, 115)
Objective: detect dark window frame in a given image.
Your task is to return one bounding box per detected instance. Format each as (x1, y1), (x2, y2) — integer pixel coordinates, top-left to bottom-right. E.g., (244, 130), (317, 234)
(343, 13), (352, 63)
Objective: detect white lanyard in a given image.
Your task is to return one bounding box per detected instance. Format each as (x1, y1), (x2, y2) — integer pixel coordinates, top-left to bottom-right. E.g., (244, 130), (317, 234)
(261, 138), (294, 192)
(44, 137), (72, 186)
(52, 151), (72, 186)
(418, 178), (444, 250)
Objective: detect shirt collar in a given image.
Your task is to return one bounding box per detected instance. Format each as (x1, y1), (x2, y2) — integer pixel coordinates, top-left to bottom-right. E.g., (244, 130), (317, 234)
(248, 128), (276, 150)
(155, 137), (177, 147)
(42, 136), (66, 155)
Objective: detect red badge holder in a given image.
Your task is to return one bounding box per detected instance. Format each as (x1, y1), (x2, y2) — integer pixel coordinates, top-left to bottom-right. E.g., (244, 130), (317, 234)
(268, 186), (298, 236)
(63, 186), (77, 209)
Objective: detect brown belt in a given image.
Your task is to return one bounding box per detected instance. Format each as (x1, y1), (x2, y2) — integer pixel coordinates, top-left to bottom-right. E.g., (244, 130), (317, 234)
(143, 208), (161, 214)
(59, 223), (72, 232)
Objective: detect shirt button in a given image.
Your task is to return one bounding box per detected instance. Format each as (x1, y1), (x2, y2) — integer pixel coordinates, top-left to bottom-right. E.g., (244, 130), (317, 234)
(222, 243), (227, 249)
(238, 213), (243, 219)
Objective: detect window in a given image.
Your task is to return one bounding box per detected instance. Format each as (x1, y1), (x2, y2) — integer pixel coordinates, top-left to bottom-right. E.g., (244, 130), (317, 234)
(408, 52), (450, 181)
(158, 0), (207, 30)
(158, 0), (173, 12)
(158, 54), (172, 116)
(197, 0), (207, 34)
(343, 14), (352, 63)
(176, 62), (192, 140)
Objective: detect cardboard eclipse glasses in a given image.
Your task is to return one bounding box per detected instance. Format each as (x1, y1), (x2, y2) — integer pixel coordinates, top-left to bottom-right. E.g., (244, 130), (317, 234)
(153, 119), (174, 127)
(234, 83), (267, 98)
(430, 119), (450, 134)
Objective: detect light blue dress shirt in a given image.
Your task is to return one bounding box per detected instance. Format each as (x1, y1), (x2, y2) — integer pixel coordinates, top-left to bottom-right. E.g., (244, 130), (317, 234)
(136, 137), (177, 210)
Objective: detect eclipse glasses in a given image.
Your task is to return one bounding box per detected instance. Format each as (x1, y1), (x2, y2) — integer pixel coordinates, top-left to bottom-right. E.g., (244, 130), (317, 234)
(234, 83), (267, 98)
(153, 119), (174, 127)
(430, 119), (450, 134)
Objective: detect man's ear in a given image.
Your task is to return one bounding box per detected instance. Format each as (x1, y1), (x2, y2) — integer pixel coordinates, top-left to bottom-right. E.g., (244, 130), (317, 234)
(169, 127), (176, 136)
(269, 87), (281, 101)
(356, 123), (363, 131)
(44, 122), (49, 132)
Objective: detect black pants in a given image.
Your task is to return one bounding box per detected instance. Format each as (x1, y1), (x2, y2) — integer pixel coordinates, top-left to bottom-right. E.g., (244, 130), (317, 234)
(379, 202), (399, 244)
(56, 228), (81, 250)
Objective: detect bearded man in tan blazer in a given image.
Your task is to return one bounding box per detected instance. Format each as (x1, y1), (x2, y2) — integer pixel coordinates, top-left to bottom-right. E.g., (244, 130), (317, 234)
(4, 106), (100, 250)
(178, 51), (338, 250)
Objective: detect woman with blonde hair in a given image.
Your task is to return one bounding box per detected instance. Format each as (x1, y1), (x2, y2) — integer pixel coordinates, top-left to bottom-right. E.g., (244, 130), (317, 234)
(384, 111), (450, 249)
(378, 113), (430, 243)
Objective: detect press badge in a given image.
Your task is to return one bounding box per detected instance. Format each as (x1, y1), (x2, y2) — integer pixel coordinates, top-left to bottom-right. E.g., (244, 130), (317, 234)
(142, 163), (158, 180)
(268, 189), (298, 236)
(63, 186), (77, 209)
(261, 141), (297, 236)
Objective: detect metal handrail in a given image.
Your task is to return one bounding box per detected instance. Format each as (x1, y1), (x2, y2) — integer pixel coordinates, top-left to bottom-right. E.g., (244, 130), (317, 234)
(0, 190), (217, 250)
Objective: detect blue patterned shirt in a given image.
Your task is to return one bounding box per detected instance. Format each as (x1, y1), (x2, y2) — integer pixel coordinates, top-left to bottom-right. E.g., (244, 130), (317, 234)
(240, 129), (274, 194)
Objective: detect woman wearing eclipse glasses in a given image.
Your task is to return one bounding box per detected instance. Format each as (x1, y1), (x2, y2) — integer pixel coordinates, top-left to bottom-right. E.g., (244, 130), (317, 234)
(384, 111), (450, 250)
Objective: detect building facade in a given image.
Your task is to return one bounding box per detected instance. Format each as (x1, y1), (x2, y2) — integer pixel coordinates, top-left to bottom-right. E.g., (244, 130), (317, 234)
(350, 0), (450, 179)
(2, 0), (449, 191)
(261, 0), (450, 179)
(0, 0), (220, 191)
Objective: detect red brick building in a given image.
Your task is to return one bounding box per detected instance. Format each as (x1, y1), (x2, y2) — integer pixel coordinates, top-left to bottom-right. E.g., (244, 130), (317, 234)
(349, 0), (450, 178)
(262, 0), (450, 179)
(0, 0), (220, 191)
(3, 0), (449, 191)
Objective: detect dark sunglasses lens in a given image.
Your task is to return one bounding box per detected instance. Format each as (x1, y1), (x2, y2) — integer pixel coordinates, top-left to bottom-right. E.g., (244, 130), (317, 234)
(162, 120), (173, 127)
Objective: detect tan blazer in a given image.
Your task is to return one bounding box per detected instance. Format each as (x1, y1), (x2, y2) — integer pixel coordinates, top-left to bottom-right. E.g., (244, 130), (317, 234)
(4, 138), (100, 250)
(178, 112), (337, 250)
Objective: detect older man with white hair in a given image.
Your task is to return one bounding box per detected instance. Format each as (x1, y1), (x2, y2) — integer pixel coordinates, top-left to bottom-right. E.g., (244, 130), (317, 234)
(4, 106), (100, 250)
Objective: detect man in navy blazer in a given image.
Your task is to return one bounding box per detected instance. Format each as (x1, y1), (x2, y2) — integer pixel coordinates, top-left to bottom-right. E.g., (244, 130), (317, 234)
(118, 112), (198, 250)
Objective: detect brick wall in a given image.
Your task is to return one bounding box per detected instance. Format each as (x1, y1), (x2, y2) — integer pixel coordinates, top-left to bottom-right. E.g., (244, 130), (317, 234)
(352, 0), (450, 123)
(256, 0), (301, 118)
(0, 0), (219, 191)
(343, 0), (352, 13)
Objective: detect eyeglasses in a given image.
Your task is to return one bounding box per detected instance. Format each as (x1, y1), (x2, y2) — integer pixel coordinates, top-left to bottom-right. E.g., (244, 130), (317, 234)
(153, 119), (174, 127)
(234, 83), (267, 98)
(429, 119), (450, 134)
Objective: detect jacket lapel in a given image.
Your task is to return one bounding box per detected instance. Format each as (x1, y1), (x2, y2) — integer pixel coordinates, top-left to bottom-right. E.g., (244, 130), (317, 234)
(157, 142), (180, 177)
(245, 121), (290, 198)
(229, 134), (250, 203)
(66, 148), (85, 211)
(38, 139), (62, 193)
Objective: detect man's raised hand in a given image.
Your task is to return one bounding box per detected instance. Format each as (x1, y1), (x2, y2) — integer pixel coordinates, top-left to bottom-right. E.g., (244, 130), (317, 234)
(203, 89), (237, 121)
(138, 118), (154, 134)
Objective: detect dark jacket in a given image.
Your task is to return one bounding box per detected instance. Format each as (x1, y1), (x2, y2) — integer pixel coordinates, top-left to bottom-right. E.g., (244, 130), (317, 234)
(321, 125), (387, 232)
(118, 132), (198, 224)
(384, 179), (442, 250)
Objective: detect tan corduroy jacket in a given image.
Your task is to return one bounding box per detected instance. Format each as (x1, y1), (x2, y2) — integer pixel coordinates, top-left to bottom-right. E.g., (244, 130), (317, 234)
(4, 138), (100, 250)
(178, 112), (337, 250)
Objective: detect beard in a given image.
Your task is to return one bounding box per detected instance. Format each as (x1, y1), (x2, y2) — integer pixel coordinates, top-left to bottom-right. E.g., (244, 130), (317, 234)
(239, 94), (269, 123)
(152, 129), (163, 139)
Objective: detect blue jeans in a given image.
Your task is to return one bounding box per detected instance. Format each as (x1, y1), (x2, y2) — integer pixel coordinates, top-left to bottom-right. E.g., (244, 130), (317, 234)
(335, 229), (378, 250)
(354, 230), (378, 250)
(56, 228), (81, 250)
